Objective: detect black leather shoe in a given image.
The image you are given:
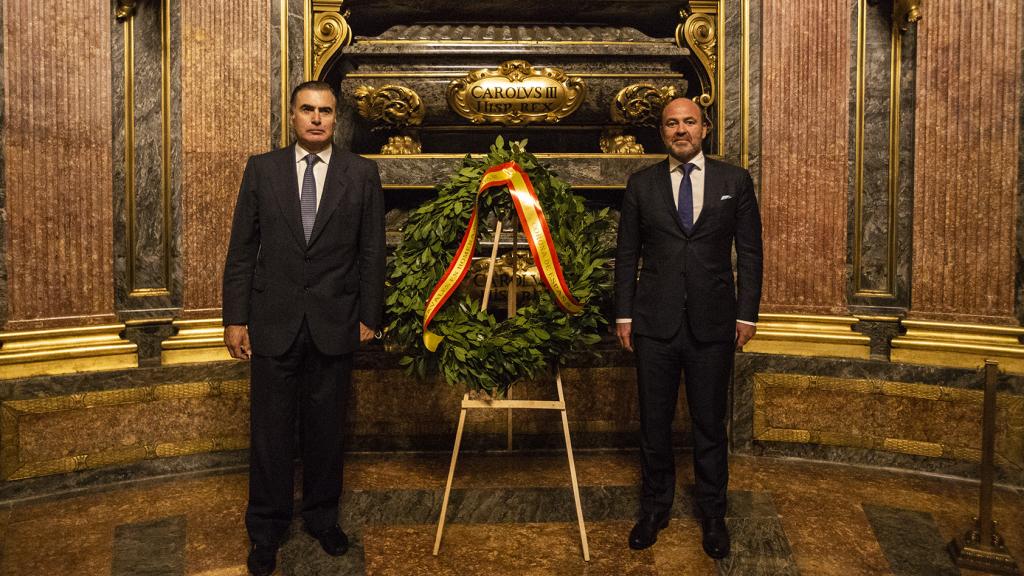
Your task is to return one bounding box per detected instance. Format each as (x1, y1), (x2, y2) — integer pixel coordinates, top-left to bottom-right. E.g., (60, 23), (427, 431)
(305, 524), (349, 556)
(246, 544), (277, 576)
(628, 512), (670, 550)
(701, 517), (730, 559)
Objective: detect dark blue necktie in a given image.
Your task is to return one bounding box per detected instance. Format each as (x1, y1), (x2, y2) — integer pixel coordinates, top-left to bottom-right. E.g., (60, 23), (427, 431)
(301, 153), (319, 243)
(677, 162), (696, 233)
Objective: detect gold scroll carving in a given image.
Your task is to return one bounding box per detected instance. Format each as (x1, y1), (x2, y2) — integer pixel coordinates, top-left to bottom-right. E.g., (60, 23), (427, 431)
(676, 6), (718, 108)
(311, 0), (352, 81)
(353, 84), (425, 154)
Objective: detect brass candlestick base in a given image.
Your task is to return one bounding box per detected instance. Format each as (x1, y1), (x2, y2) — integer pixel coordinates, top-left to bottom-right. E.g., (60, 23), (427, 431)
(949, 518), (1020, 575)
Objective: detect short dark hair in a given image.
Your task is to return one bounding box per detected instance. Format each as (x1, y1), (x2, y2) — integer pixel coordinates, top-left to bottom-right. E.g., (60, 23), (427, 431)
(290, 81), (337, 107)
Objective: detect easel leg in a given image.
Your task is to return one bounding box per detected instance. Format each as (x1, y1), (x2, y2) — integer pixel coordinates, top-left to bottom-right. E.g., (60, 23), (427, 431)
(433, 405), (468, 555)
(556, 370), (590, 561)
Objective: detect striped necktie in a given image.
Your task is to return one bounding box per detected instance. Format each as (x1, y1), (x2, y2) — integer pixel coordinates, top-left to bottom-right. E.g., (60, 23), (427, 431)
(301, 153), (319, 243)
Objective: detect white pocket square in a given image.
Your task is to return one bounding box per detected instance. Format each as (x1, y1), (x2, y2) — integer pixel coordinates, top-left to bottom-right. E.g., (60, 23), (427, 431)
(720, 195), (733, 200)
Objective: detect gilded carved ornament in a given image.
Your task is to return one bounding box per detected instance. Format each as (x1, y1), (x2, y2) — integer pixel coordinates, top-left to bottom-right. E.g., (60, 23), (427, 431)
(353, 84), (425, 154)
(610, 84), (678, 126)
(312, 0), (352, 81)
(600, 84), (678, 155)
(353, 85), (425, 127)
(447, 60), (586, 125)
(115, 0), (136, 22)
(893, 0), (922, 31)
(675, 8), (717, 108)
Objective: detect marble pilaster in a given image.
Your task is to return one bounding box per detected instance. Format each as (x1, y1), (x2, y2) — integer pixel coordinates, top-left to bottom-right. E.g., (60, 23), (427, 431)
(760, 0), (850, 315)
(1, 0), (115, 330)
(910, 0), (1020, 324)
(0, 0), (7, 328)
(847, 1), (915, 315)
(270, 0), (308, 150)
(180, 0), (270, 318)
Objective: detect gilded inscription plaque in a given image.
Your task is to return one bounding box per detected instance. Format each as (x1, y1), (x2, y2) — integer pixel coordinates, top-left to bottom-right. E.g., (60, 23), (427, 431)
(446, 60), (586, 125)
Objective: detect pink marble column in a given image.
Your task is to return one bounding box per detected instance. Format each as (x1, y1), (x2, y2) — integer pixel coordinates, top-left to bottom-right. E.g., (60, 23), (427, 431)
(2, 0), (114, 330)
(911, 0), (1022, 324)
(180, 0), (270, 318)
(759, 0), (851, 315)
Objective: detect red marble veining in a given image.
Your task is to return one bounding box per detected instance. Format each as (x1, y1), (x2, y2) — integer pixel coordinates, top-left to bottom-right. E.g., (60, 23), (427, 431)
(2, 0), (114, 329)
(181, 1), (269, 316)
(760, 0), (850, 315)
(912, 0), (1021, 323)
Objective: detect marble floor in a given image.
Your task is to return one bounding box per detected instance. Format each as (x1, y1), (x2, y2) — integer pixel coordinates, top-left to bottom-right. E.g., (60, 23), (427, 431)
(0, 451), (1021, 575)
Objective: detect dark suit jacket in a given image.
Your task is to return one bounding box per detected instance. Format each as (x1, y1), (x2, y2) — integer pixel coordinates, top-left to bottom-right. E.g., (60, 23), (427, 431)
(222, 145), (386, 356)
(615, 157), (762, 343)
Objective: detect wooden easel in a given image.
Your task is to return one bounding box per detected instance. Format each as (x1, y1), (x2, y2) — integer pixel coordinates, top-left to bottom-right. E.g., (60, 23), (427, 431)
(432, 220), (590, 561)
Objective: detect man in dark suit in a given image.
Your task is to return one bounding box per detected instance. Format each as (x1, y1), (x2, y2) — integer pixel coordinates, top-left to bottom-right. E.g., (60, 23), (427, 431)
(222, 81), (385, 576)
(615, 97), (762, 559)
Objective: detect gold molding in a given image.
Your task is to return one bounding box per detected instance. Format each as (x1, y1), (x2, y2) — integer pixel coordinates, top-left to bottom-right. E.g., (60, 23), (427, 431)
(0, 379), (248, 480)
(742, 313), (871, 359)
(279, 0), (290, 148)
(741, 0), (750, 168)
(751, 373), (1024, 464)
(345, 72), (687, 79)
(310, 0), (351, 81)
(358, 39), (669, 46)
(161, 318), (232, 365)
(0, 325), (138, 379)
(891, 320), (1024, 374)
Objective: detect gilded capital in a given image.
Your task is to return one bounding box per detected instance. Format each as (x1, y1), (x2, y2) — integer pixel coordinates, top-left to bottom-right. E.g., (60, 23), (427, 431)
(893, 0), (923, 31)
(115, 0), (136, 22)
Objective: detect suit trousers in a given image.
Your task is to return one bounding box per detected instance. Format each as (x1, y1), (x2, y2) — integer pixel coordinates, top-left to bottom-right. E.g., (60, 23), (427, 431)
(634, 308), (734, 520)
(245, 316), (352, 547)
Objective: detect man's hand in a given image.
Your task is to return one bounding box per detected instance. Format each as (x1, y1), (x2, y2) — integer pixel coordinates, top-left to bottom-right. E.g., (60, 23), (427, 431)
(735, 322), (756, 350)
(359, 322), (376, 343)
(616, 322), (634, 352)
(224, 325), (251, 360)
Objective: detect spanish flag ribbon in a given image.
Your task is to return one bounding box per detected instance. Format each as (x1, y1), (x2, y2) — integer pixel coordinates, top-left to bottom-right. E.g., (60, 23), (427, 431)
(423, 161), (583, 351)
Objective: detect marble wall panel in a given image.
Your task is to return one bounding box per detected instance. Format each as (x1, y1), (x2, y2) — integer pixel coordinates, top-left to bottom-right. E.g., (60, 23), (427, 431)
(180, 0), (270, 317)
(911, 0), (1021, 323)
(760, 0), (850, 315)
(2, 0), (115, 329)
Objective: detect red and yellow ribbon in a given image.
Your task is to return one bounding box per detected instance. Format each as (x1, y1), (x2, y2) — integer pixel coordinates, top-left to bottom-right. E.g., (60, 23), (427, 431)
(422, 161), (583, 351)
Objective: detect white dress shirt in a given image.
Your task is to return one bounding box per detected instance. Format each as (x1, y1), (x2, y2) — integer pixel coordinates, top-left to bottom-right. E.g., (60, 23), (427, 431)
(294, 144), (332, 210)
(617, 152), (754, 327)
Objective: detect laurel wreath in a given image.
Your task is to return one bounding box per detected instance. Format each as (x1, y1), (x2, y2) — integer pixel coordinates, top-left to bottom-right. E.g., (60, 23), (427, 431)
(384, 137), (615, 394)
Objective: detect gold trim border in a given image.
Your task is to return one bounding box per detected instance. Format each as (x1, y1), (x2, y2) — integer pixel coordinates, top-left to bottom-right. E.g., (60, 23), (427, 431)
(751, 372), (1019, 464)
(0, 379), (248, 480)
(279, 0), (290, 148)
(345, 72), (687, 79)
(0, 325), (138, 380)
(742, 314), (871, 359)
(161, 318), (232, 365)
(892, 320), (1024, 374)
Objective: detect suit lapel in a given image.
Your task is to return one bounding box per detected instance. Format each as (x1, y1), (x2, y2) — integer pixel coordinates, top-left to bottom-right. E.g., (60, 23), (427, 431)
(691, 159), (719, 234)
(653, 160), (687, 236)
(273, 146), (307, 248)
(307, 150), (349, 247)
